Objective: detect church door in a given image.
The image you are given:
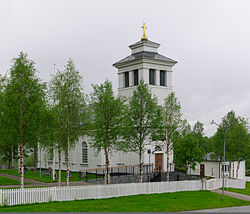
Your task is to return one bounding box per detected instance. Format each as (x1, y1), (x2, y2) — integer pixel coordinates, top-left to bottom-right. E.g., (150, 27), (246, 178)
(155, 153), (163, 172)
(200, 164), (205, 177)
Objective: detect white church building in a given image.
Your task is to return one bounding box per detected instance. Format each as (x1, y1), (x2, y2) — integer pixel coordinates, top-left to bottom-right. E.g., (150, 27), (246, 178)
(38, 24), (177, 173)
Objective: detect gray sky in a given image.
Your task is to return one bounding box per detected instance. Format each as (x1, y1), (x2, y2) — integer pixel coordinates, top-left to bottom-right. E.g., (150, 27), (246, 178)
(1, 0), (250, 136)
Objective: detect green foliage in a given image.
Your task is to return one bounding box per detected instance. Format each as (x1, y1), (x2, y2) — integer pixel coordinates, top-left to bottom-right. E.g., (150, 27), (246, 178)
(122, 80), (161, 182)
(0, 52), (47, 187)
(89, 80), (125, 152)
(174, 122), (204, 172)
(211, 111), (249, 163)
(122, 80), (160, 154)
(49, 58), (86, 185)
(154, 92), (183, 180)
(88, 80), (125, 183)
(50, 58), (86, 148)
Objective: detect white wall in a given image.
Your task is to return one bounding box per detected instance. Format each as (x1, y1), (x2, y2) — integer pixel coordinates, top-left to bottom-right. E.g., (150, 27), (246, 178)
(189, 161), (246, 180)
(38, 136), (102, 172)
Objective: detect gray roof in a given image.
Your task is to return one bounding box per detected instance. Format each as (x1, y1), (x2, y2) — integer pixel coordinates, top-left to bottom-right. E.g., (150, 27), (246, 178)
(113, 51), (177, 66)
(129, 40), (160, 48)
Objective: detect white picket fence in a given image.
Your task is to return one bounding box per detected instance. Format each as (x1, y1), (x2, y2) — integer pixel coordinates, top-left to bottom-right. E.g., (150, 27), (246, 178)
(0, 178), (245, 206)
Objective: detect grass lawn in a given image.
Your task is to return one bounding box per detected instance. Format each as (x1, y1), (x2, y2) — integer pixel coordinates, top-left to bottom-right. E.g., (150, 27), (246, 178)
(0, 191), (249, 212)
(0, 176), (29, 186)
(0, 176), (20, 185)
(225, 182), (250, 196)
(0, 169), (99, 183)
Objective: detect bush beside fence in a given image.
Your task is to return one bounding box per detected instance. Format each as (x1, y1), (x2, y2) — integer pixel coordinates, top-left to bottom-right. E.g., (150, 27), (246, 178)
(0, 178), (245, 206)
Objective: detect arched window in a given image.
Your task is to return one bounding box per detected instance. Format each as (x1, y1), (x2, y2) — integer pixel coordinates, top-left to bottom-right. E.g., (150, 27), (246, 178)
(82, 142), (88, 163)
(155, 146), (162, 152)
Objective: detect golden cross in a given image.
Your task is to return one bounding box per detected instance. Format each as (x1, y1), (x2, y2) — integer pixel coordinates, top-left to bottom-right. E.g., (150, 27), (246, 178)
(141, 23), (148, 40)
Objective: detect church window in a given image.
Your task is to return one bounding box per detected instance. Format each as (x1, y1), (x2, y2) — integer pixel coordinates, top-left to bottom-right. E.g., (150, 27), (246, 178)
(155, 146), (162, 152)
(160, 70), (166, 86)
(149, 69), (155, 85)
(82, 142), (88, 163)
(134, 70), (138, 86)
(124, 72), (129, 87)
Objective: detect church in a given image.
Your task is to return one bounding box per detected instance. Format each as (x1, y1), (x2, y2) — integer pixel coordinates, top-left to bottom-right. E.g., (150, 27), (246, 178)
(38, 24), (177, 174)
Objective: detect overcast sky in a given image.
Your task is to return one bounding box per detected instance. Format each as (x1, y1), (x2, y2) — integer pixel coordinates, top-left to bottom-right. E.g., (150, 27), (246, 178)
(1, 0), (250, 136)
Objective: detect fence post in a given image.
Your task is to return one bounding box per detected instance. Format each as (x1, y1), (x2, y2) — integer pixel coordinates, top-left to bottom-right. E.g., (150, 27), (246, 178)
(0, 189), (2, 206)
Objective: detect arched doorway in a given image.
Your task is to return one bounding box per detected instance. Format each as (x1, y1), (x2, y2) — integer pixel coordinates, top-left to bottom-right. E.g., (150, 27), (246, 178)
(155, 146), (163, 171)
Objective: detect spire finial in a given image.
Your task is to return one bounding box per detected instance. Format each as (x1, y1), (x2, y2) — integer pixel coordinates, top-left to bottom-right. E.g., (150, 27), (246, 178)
(141, 23), (148, 40)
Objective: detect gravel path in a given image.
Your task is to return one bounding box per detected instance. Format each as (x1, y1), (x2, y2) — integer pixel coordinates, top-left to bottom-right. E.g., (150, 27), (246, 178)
(184, 205), (250, 213)
(211, 189), (250, 201)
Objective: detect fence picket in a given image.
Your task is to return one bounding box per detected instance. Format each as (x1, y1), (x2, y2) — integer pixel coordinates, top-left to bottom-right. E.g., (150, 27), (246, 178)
(0, 178), (245, 207)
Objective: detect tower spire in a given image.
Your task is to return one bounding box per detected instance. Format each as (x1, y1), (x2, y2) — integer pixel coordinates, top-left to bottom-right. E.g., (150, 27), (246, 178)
(141, 23), (148, 40)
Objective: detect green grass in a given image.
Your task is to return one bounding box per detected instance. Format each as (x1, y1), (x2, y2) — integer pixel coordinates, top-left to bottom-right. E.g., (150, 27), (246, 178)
(225, 182), (250, 196)
(0, 169), (100, 183)
(0, 176), (20, 185)
(0, 191), (249, 212)
(0, 176), (29, 186)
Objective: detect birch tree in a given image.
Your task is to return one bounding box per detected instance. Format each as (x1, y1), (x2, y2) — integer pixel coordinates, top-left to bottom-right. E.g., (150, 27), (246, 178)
(212, 111), (249, 178)
(88, 80), (125, 184)
(4, 52), (46, 188)
(157, 92), (182, 181)
(174, 123), (204, 173)
(123, 80), (161, 183)
(0, 76), (17, 169)
(50, 58), (85, 186)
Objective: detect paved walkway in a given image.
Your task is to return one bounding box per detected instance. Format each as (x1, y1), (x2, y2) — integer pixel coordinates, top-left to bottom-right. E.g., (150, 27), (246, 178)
(185, 205), (250, 213)
(211, 189), (250, 201)
(0, 173), (91, 188)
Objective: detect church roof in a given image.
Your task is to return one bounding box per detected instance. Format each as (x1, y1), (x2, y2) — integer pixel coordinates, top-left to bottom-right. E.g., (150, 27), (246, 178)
(113, 51), (177, 66)
(129, 40), (160, 49)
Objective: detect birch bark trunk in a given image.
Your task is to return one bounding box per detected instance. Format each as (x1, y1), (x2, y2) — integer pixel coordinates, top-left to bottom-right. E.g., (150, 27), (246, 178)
(58, 148), (62, 186)
(139, 149), (143, 183)
(104, 147), (110, 184)
(66, 135), (70, 186)
(236, 158), (240, 179)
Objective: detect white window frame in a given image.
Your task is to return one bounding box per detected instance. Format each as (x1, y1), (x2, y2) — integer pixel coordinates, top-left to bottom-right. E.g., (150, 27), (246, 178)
(82, 142), (88, 163)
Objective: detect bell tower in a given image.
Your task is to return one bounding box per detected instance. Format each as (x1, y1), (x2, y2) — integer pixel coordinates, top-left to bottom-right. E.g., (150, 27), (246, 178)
(113, 23), (177, 105)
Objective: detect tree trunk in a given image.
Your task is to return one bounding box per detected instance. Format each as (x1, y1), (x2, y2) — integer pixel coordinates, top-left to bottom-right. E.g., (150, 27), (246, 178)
(58, 148), (62, 186)
(229, 161), (231, 178)
(20, 142), (24, 188)
(166, 143), (170, 181)
(10, 145), (14, 169)
(8, 152), (11, 169)
(139, 149), (143, 183)
(8, 150), (13, 169)
(19, 103), (24, 188)
(104, 147), (110, 184)
(66, 133), (70, 186)
(52, 149), (56, 181)
(33, 146), (38, 170)
(17, 144), (21, 174)
(232, 162), (235, 178)
(236, 158), (240, 179)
